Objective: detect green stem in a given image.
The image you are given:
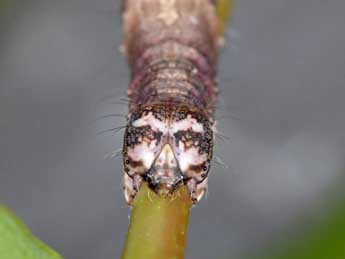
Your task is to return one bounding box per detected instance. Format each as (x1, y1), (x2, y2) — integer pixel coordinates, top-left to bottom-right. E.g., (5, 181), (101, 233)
(121, 183), (192, 259)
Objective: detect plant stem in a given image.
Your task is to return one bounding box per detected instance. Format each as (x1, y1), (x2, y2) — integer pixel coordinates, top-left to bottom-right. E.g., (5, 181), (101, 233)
(121, 183), (192, 259)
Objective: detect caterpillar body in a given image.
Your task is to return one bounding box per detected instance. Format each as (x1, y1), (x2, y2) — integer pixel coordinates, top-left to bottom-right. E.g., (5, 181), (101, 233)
(121, 0), (226, 204)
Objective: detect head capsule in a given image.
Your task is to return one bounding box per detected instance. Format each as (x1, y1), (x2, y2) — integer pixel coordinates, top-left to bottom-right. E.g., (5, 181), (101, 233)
(122, 103), (213, 204)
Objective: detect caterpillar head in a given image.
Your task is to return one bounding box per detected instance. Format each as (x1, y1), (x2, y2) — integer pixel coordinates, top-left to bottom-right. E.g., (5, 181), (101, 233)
(122, 103), (214, 204)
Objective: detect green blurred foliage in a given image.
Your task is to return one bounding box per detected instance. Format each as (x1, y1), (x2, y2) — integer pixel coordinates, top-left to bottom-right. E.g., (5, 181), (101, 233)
(0, 206), (63, 259)
(0, 0), (10, 11)
(216, 0), (233, 35)
(251, 192), (345, 259)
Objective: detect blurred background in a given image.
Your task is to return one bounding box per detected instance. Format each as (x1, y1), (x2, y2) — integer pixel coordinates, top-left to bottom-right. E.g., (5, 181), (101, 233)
(1, 0), (345, 258)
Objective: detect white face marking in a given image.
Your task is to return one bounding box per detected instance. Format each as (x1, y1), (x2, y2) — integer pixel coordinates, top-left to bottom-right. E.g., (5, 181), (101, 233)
(177, 141), (207, 172)
(171, 114), (204, 133)
(132, 112), (204, 134)
(129, 111), (207, 174)
(132, 112), (168, 133)
(127, 140), (158, 169)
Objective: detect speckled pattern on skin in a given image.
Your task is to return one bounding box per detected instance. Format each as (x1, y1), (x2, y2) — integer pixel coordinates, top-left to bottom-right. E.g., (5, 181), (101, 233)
(122, 103), (213, 204)
(122, 0), (219, 204)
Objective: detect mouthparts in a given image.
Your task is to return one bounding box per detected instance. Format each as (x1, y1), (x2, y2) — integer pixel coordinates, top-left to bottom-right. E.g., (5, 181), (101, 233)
(146, 144), (184, 192)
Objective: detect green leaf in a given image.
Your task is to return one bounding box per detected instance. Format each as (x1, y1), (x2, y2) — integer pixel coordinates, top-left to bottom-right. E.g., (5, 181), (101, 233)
(0, 205), (63, 259)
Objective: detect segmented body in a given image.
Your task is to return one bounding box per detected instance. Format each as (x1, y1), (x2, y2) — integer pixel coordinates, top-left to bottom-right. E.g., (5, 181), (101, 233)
(122, 0), (225, 204)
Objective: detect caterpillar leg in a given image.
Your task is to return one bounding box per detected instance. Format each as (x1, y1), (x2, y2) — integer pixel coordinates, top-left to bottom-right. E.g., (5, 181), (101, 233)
(123, 173), (142, 204)
(187, 178), (209, 204)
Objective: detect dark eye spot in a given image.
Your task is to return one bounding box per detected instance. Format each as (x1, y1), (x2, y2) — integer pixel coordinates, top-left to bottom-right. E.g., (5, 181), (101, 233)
(203, 165), (208, 171)
(125, 159), (130, 164)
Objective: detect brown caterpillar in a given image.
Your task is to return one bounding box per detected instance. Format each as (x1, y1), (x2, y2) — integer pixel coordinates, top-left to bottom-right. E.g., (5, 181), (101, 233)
(121, 0), (221, 204)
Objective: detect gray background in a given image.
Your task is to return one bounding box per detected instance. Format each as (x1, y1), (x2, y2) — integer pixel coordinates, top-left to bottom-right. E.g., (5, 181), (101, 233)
(1, 0), (345, 258)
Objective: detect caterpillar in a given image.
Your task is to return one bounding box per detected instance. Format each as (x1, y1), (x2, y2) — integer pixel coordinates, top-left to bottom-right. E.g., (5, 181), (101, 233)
(121, 0), (230, 204)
